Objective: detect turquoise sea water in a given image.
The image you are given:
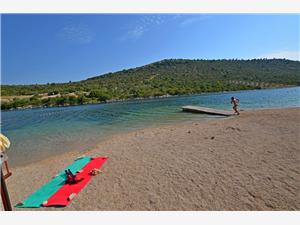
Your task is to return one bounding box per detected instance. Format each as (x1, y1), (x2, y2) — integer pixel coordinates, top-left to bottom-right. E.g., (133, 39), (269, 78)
(1, 87), (299, 167)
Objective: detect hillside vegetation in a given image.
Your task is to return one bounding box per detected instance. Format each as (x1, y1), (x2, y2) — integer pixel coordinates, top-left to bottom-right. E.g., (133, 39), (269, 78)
(1, 59), (299, 110)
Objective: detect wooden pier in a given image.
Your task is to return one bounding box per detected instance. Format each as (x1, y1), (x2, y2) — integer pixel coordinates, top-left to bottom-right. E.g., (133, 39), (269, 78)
(182, 105), (233, 116)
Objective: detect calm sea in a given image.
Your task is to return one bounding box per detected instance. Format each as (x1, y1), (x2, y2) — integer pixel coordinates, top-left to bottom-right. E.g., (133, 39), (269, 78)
(1, 87), (299, 167)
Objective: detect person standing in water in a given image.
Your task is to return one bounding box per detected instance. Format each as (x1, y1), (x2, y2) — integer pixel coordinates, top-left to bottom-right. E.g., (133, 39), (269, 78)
(231, 96), (240, 115)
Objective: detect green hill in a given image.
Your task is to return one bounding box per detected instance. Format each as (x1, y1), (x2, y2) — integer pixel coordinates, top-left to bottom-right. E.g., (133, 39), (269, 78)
(1, 58), (300, 110)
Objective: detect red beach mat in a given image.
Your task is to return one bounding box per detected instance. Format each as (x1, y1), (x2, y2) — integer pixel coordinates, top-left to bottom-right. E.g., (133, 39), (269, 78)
(43, 157), (108, 207)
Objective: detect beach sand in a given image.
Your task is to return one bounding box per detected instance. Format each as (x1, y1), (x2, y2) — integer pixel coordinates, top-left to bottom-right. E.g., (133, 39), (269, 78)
(5, 108), (300, 210)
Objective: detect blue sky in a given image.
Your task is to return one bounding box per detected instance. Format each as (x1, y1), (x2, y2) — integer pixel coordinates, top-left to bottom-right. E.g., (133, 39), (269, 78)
(1, 14), (299, 84)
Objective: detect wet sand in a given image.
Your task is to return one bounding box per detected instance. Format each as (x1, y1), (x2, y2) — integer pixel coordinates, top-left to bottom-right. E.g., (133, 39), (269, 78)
(5, 107), (300, 210)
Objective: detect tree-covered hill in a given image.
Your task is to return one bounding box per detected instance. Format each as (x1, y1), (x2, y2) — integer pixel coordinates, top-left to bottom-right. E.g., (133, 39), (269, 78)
(1, 59), (300, 110)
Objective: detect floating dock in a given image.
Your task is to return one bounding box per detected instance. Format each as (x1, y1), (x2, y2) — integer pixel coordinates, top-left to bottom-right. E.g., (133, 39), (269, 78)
(182, 105), (233, 116)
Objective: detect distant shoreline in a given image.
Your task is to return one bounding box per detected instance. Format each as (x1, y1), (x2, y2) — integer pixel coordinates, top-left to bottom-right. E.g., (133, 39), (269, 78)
(1, 85), (297, 112)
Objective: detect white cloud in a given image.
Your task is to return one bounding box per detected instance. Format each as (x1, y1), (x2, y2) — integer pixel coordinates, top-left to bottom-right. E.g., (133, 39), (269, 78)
(58, 22), (94, 44)
(123, 25), (147, 40)
(119, 15), (166, 41)
(258, 50), (299, 61)
(119, 14), (210, 41)
(179, 15), (211, 27)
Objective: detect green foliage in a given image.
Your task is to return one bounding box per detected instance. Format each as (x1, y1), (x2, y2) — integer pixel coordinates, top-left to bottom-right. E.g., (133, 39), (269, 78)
(1, 58), (300, 110)
(77, 95), (90, 105)
(29, 95), (42, 106)
(68, 96), (77, 105)
(88, 90), (110, 102)
(48, 90), (59, 96)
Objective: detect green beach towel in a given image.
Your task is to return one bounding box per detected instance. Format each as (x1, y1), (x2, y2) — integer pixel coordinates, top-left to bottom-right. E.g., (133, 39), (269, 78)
(15, 156), (91, 208)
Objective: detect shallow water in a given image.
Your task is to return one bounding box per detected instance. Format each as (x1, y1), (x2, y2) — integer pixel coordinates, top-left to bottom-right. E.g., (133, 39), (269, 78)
(1, 86), (299, 167)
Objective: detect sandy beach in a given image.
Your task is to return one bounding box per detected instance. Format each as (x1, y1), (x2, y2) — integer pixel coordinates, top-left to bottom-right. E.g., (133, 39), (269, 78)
(5, 107), (300, 210)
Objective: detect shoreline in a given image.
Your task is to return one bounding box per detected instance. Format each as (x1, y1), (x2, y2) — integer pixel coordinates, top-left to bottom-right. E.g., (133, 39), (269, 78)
(9, 113), (227, 169)
(6, 107), (300, 210)
(2, 85), (297, 112)
(7, 106), (297, 169)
